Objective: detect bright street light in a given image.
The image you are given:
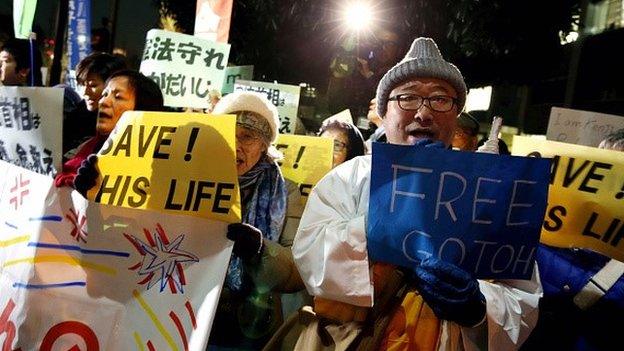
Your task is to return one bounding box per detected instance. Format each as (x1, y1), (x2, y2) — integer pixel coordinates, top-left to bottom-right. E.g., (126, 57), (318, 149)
(342, 2), (374, 32)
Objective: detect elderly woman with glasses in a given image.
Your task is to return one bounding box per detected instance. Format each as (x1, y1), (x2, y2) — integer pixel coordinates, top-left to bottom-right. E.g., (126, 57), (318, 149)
(318, 120), (366, 168)
(208, 91), (305, 349)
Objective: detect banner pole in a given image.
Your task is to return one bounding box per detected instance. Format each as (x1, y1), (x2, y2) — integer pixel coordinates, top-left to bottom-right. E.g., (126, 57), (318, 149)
(50, 0), (69, 86)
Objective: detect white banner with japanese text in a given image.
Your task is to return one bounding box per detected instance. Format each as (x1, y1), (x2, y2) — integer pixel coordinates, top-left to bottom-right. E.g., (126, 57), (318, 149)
(222, 65), (253, 94)
(140, 29), (231, 109)
(0, 87), (63, 177)
(234, 80), (301, 134)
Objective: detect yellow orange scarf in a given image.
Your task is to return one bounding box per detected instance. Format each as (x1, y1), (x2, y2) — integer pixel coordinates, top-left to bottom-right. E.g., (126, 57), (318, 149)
(313, 263), (440, 350)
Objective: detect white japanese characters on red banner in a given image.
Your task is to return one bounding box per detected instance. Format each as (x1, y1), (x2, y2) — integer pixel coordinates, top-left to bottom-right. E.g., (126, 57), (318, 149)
(0, 87), (63, 177)
(234, 80), (301, 134)
(547, 107), (624, 147)
(140, 29), (231, 109)
(0, 160), (234, 350)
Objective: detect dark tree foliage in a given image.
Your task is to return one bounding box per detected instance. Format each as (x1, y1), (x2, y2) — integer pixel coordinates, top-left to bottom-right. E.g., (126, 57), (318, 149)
(447, 0), (580, 86)
(381, 0), (580, 86)
(156, 0), (579, 89)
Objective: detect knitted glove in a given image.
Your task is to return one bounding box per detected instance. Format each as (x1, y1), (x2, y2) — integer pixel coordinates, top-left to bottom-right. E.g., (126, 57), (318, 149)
(227, 223), (264, 261)
(414, 257), (486, 327)
(73, 154), (100, 197)
(414, 138), (447, 149)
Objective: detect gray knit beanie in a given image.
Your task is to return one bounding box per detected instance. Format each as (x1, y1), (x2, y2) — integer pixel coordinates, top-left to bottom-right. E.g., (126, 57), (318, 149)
(376, 37), (467, 117)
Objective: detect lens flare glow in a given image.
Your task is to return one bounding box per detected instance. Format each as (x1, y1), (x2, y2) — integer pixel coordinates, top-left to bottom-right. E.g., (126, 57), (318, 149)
(343, 2), (373, 32)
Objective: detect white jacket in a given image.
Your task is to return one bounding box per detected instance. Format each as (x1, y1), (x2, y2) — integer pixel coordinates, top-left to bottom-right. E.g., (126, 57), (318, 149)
(292, 155), (542, 350)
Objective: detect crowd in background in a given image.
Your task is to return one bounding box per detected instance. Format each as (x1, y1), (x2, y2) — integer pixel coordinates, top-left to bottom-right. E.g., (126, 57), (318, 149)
(2, 24), (624, 351)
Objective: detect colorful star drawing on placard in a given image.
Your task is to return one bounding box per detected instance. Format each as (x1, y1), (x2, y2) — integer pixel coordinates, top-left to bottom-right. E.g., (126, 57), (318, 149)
(124, 224), (199, 293)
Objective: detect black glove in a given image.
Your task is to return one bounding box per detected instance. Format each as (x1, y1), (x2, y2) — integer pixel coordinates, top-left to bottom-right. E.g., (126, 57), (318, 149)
(413, 257), (486, 327)
(73, 154), (100, 197)
(226, 223), (264, 261)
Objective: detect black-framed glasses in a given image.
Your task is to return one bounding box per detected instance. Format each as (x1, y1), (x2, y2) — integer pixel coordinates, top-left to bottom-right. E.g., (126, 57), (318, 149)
(388, 94), (457, 113)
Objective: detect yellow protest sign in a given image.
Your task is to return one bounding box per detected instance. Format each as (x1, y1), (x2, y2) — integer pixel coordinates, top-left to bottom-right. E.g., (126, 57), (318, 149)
(275, 134), (333, 205)
(87, 111), (241, 223)
(512, 136), (624, 260)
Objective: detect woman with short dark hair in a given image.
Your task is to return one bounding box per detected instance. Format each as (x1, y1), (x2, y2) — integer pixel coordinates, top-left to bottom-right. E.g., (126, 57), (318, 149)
(55, 70), (163, 188)
(76, 52), (128, 112)
(63, 53), (128, 155)
(105, 70), (164, 112)
(318, 120), (366, 167)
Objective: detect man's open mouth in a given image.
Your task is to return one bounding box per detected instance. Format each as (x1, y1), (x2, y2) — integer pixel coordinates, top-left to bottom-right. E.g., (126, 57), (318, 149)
(408, 129), (435, 139)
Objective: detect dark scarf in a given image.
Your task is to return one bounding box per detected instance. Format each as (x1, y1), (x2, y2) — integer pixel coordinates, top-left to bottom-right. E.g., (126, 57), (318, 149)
(226, 155), (288, 291)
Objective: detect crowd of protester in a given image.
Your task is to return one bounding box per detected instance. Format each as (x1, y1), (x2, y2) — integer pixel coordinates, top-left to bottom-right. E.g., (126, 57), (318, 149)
(2, 27), (624, 351)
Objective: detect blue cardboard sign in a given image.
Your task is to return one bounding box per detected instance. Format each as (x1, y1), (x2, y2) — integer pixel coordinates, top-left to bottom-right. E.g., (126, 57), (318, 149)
(367, 143), (551, 279)
(67, 0), (92, 69)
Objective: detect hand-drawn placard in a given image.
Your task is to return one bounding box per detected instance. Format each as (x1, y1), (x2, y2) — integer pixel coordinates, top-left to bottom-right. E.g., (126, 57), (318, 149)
(0, 87), (64, 177)
(140, 29), (231, 109)
(222, 65), (253, 94)
(234, 80), (301, 134)
(87, 111), (240, 223)
(547, 107), (624, 147)
(0, 160), (236, 350)
(368, 143), (550, 279)
(513, 136), (624, 261)
(275, 134), (333, 205)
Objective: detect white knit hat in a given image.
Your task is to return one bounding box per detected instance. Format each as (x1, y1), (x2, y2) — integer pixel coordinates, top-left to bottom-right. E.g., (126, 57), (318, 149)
(212, 91), (280, 144)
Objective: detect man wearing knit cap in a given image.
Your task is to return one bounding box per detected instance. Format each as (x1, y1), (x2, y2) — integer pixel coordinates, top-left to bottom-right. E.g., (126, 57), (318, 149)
(291, 38), (540, 350)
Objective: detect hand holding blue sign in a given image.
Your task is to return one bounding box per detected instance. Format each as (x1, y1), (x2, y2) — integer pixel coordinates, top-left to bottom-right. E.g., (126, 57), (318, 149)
(414, 257), (486, 327)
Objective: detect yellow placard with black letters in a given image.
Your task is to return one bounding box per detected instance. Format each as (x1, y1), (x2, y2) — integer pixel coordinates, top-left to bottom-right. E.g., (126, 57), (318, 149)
(87, 111), (241, 223)
(275, 134), (333, 205)
(512, 136), (624, 260)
